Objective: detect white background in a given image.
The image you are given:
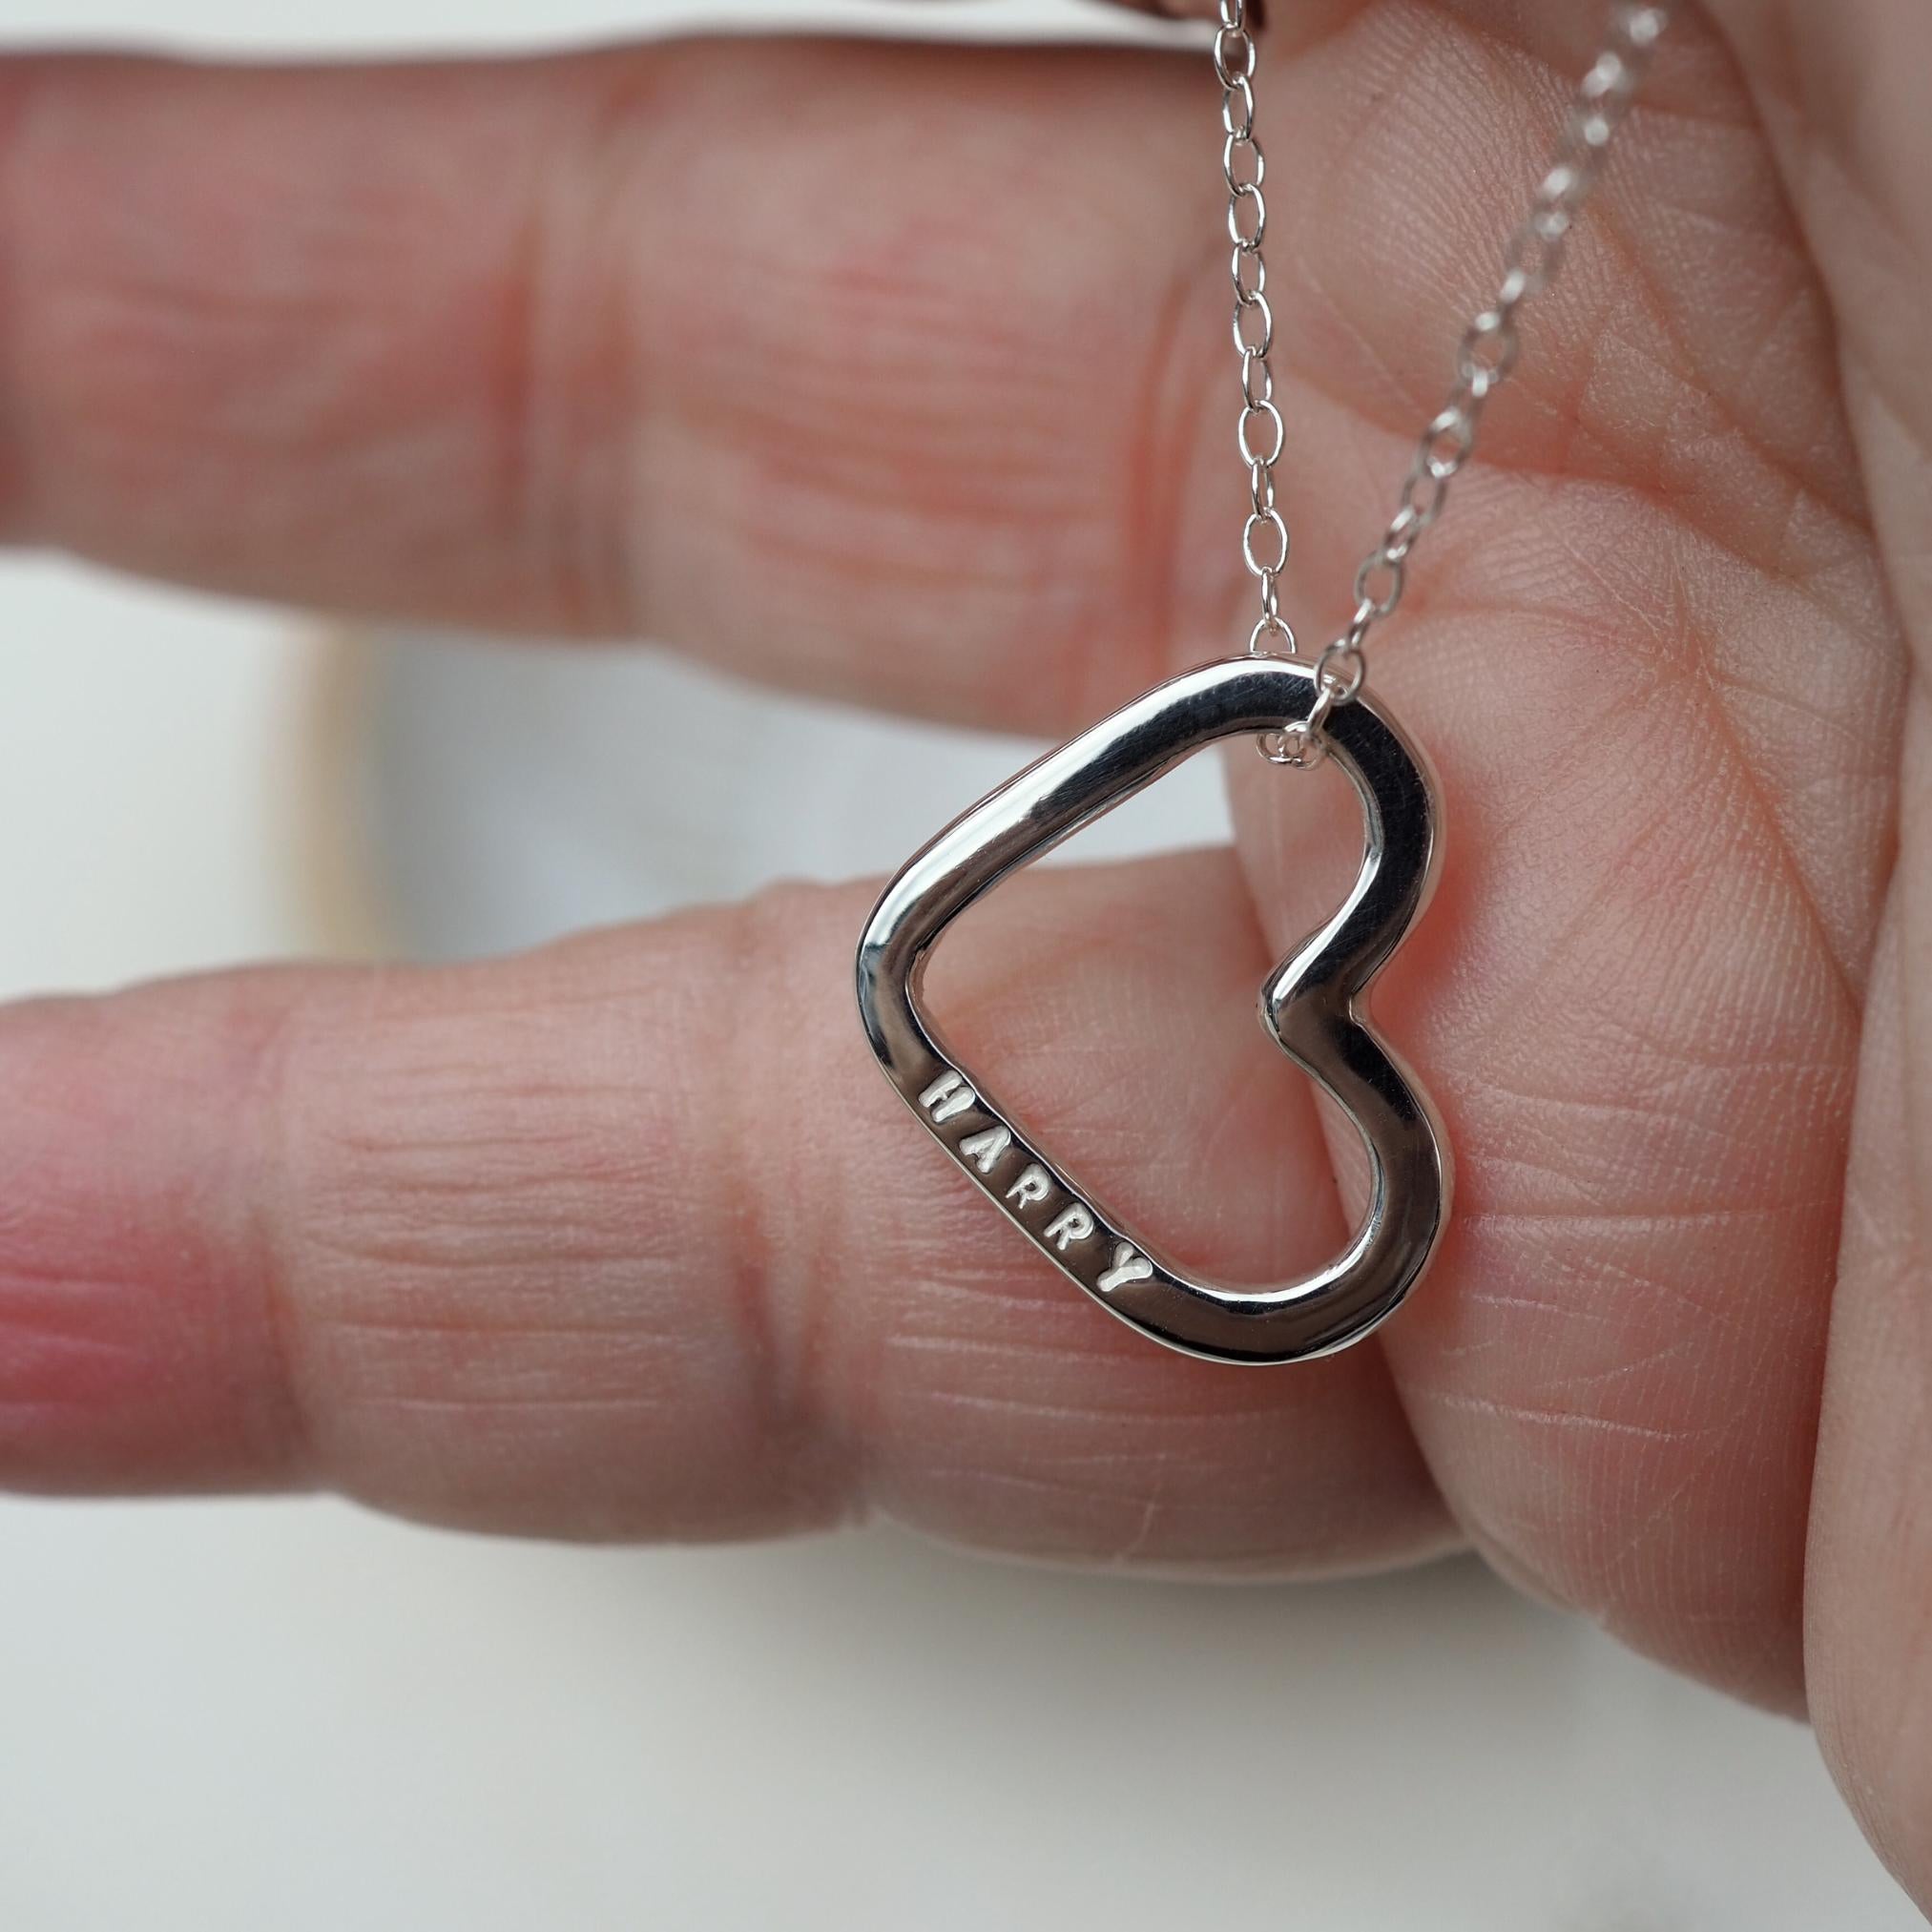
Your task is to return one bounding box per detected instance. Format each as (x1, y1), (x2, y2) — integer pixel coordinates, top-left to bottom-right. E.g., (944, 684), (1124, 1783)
(0, 3), (1919, 1926)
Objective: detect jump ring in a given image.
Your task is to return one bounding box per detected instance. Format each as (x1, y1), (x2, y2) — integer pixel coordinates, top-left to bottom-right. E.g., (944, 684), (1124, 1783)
(1213, 25), (1257, 84)
(1220, 75), (1256, 139)
(1457, 310), (1521, 389)
(1227, 181), (1267, 250)
(1317, 638), (1367, 702)
(1222, 132), (1264, 193)
(1354, 551), (1405, 619)
(1238, 399), (1285, 467)
(1400, 460), (1452, 527)
(1242, 508), (1290, 576)
(1233, 289), (1273, 357)
(1423, 404), (1479, 482)
(1259, 719), (1326, 769)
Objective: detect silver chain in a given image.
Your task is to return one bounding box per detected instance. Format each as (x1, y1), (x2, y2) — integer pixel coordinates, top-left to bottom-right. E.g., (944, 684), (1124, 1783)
(1216, 0), (1288, 658)
(1225, 1), (1674, 766)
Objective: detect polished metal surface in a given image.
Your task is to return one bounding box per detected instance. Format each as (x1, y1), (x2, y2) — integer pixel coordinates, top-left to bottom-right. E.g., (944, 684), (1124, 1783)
(856, 654), (1449, 1366)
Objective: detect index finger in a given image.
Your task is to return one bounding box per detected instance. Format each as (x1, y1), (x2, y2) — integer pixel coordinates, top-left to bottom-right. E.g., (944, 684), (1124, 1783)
(0, 40), (1219, 733)
(0, 851), (1444, 1565)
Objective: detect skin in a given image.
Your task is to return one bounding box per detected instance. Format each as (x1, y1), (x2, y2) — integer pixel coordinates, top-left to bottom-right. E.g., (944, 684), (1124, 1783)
(0, 0), (1927, 1905)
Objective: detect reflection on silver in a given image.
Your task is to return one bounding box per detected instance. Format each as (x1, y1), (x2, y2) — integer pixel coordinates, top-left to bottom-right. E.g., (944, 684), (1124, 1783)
(857, 655), (1449, 1366)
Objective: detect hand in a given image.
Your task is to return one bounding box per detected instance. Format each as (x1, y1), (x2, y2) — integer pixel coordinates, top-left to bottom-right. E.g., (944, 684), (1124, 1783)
(2, 1), (1927, 1905)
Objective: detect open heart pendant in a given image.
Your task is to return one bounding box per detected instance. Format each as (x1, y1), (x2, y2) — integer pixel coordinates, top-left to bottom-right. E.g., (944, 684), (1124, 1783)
(856, 655), (1449, 1365)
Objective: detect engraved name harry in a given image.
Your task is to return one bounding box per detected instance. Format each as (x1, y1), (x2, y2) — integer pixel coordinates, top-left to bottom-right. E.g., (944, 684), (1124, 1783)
(918, 1071), (1153, 1294)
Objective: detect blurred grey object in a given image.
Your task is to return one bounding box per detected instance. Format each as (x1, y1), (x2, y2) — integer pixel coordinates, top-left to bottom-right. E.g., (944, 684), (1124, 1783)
(358, 632), (1231, 959)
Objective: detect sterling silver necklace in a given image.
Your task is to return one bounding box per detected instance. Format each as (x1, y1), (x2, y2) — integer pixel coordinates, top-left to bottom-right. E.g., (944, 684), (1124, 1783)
(857, 3), (1672, 1364)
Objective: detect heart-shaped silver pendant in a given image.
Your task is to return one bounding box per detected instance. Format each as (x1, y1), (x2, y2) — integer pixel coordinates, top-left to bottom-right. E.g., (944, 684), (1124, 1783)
(856, 655), (1449, 1364)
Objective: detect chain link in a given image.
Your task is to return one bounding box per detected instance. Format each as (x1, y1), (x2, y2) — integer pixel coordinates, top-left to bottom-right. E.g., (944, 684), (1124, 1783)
(1224, 1), (1673, 766)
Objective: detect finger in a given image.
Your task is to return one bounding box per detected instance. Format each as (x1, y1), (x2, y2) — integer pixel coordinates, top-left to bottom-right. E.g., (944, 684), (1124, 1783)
(0, 17), (1871, 737)
(1697, 0), (1932, 667)
(0, 850), (1450, 1572)
(1691, 3), (1932, 1902)
(0, 42), (1220, 733)
(1806, 684), (1932, 1910)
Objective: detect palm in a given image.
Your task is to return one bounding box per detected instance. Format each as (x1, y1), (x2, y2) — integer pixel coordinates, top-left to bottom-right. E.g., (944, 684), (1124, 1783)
(1, 0), (1927, 1909)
